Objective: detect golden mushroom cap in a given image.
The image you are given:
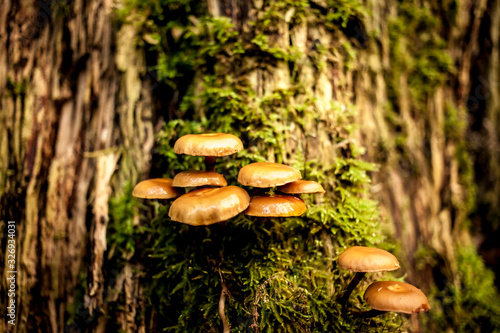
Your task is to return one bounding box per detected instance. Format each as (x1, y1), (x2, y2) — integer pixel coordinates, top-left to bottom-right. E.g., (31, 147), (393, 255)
(173, 133), (243, 157)
(364, 281), (431, 314)
(278, 180), (325, 194)
(132, 178), (184, 199)
(244, 194), (306, 217)
(338, 246), (400, 273)
(168, 186), (250, 226)
(172, 170), (227, 187)
(238, 162), (301, 188)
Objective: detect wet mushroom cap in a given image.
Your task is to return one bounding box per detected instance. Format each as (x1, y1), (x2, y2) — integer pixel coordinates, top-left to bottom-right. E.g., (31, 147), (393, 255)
(338, 246), (400, 272)
(172, 170), (227, 187)
(169, 186), (250, 226)
(132, 178), (184, 199)
(173, 133), (243, 157)
(244, 194), (307, 217)
(278, 180), (325, 194)
(364, 281), (431, 314)
(238, 162), (301, 188)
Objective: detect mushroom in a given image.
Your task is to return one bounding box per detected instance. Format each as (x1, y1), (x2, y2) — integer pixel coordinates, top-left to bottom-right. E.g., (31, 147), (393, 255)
(172, 170), (227, 187)
(358, 281), (430, 317)
(244, 194), (307, 217)
(337, 246), (400, 309)
(132, 178), (184, 199)
(237, 162), (301, 188)
(174, 133), (243, 171)
(168, 186), (250, 226)
(278, 180), (325, 194)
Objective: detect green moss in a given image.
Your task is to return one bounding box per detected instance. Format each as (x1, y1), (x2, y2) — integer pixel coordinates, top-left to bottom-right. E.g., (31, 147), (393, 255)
(423, 246), (500, 332)
(386, 1), (453, 108)
(321, 0), (367, 30)
(107, 182), (146, 261)
(444, 104), (476, 222)
(6, 77), (27, 96)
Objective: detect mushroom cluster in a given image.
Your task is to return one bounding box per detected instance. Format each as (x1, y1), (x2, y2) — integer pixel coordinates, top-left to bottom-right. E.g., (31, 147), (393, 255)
(132, 132), (329, 332)
(132, 132), (430, 327)
(132, 133), (324, 225)
(170, 133), (249, 226)
(238, 162), (325, 218)
(337, 245), (430, 317)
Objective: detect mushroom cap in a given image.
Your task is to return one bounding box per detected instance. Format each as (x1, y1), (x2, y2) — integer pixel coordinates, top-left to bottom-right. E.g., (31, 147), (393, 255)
(173, 133), (243, 157)
(172, 170), (227, 187)
(168, 186), (250, 226)
(338, 246), (400, 272)
(238, 162), (301, 188)
(364, 281), (431, 314)
(278, 180), (325, 194)
(244, 194), (307, 217)
(132, 178), (184, 199)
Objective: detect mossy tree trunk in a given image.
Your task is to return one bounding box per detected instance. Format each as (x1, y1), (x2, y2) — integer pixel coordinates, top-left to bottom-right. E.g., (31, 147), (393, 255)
(1, 0), (499, 332)
(200, 0), (500, 301)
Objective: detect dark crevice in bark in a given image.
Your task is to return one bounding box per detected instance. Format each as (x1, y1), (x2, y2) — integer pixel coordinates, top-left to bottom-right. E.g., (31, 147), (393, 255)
(469, 0), (500, 287)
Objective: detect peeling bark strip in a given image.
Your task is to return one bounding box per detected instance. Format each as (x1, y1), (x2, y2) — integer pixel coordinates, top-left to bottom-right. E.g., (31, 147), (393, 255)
(0, 0), (154, 331)
(88, 153), (119, 313)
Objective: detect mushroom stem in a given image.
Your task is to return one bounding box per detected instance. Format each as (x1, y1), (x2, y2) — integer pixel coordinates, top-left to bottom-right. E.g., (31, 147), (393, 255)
(348, 309), (386, 318)
(205, 156), (216, 172)
(338, 272), (366, 310)
(218, 271), (231, 333)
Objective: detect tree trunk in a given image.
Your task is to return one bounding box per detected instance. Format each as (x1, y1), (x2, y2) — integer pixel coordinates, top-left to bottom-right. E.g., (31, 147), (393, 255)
(0, 0), (154, 331)
(1, 0), (499, 332)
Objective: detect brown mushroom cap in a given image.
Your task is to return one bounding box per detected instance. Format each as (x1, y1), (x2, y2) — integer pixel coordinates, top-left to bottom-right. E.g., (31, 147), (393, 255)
(173, 133), (243, 157)
(338, 246), (400, 273)
(132, 178), (184, 199)
(169, 186), (250, 226)
(244, 194), (307, 217)
(238, 162), (301, 188)
(172, 170), (227, 187)
(278, 180), (325, 194)
(364, 281), (431, 314)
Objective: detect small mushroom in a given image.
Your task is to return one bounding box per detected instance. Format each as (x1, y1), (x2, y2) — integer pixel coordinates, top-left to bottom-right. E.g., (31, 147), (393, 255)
(337, 246), (400, 309)
(244, 194), (307, 217)
(359, 281), (430, 317)
(132, 178), (184, 199)
(238, 162), (301, 188)
(169, 186), (250, 226)
(174, 133), (243, 171)
(172, 170), (227, 187)
(278, 180), (325, 194)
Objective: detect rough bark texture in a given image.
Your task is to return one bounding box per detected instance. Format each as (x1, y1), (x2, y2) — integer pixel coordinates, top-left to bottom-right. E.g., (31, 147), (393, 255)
(1, 0), (499, 332)
(355, 0), (491, 290)
(0, 0), (154, 331)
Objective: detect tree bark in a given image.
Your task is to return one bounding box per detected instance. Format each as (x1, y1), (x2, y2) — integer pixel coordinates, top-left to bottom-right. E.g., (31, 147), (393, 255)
(0, 0), (154, 332)
(1, 0), (499, 331)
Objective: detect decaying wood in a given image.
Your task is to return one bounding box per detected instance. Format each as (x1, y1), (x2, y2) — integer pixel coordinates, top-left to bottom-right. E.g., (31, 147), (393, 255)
(0, 0), (154, 331)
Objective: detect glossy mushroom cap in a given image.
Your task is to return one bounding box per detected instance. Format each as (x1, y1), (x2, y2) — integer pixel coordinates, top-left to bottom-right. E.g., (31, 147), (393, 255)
(278, 180), (325, 194)
(174, 133), (243, 157)
(132, 178), (184, 199)
(338, 246), (400, 272)
(172, 170), (227, 187)
(238, 162), (301, 188)
(364, 281), (431, 314)
(169, 186), (250, 226)
(244, 194), (306, 217)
